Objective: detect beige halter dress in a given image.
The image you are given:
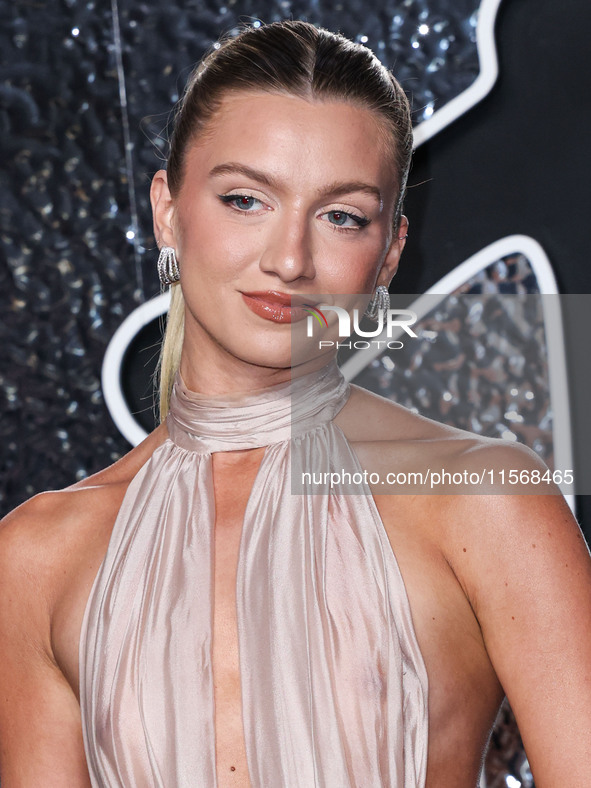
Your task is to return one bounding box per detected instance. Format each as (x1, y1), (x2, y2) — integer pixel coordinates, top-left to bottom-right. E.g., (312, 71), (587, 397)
(79, 358), (428, 787)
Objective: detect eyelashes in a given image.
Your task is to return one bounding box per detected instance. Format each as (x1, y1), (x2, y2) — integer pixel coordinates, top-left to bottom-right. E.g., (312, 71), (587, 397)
(327, 210), (370, 230)
(218, 194), (263, 211)
(217, 193), (371, 232)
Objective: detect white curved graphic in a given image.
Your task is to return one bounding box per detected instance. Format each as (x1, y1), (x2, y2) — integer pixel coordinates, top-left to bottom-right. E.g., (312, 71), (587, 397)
(101, 290), (170, 447)
(413, 0), (504, 147)
(340, 235), (574, 512)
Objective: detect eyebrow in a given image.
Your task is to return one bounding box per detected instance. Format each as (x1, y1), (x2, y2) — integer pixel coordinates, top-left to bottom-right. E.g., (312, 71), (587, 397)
(208, 162), (382, 204)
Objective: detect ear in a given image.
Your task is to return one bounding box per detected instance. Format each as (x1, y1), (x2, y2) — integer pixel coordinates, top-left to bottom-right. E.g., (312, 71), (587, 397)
(150, 170), (177, 249)
(376, 215), (409, 288)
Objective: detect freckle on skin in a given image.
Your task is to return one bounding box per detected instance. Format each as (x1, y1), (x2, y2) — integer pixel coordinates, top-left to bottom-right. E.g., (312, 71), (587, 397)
(230, 766), (236, 772)
(463, 547), (467, 552)
(504, 582), (508, 586)
(532, 543), (536, 548)
(511, 616), (515, 620)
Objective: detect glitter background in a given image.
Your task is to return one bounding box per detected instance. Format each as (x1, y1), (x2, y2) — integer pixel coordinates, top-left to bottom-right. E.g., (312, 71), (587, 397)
(0, 0), (481, 508)
(2, 1), (590, 785)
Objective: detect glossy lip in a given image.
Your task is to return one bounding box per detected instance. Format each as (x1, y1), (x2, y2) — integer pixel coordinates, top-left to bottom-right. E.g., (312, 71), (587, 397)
(240, 290), (322, 324)
(242, 290), (322, 306)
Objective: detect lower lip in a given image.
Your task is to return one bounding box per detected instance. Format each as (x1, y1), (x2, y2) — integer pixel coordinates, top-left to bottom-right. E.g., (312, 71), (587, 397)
(241, 294), (308, 324)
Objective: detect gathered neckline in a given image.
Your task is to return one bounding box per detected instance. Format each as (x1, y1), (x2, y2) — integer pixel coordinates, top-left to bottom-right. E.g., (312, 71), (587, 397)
(165, 357), (351, 454)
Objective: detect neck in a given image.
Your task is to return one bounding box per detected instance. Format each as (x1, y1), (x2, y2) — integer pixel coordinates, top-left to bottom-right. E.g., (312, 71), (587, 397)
(166, 353), (350, 455)
(178, 323), (338, 396)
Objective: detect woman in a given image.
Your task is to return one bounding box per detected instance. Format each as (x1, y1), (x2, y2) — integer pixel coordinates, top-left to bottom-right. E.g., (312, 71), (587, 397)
(1, 19), (590, 788)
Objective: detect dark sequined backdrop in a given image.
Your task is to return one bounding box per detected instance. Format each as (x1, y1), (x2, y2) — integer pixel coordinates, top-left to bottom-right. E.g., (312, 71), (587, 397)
(0, 0), (481, 508)
(3, 1), (590, 785)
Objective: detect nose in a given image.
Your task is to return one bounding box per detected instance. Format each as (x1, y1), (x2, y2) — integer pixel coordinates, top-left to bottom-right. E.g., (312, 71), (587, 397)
(258, 213), (316, 283)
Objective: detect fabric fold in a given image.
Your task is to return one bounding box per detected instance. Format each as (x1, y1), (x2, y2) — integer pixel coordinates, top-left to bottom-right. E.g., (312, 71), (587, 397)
(79, 358), (428, 787)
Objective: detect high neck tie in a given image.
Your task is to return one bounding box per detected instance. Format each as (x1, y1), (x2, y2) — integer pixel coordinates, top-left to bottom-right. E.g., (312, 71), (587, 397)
(80, 357), (428, 787)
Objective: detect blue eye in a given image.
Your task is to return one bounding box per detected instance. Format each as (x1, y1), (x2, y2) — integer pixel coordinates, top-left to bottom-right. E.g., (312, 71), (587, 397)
(218, 194), (263, 211)
(324, 210), (370, 229)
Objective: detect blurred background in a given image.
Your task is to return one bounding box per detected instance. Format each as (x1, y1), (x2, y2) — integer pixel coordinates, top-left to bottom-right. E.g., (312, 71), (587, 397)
(1, 1), (590, 785)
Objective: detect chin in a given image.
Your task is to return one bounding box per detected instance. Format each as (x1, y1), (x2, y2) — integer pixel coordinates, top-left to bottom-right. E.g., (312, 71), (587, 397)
(224, 336), (294, 370)
(228, 335), (327, 372)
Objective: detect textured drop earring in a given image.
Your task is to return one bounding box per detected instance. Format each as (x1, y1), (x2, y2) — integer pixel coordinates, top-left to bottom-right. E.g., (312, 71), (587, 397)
(157, 246), (180, 286)
(364, 284), (390, 322)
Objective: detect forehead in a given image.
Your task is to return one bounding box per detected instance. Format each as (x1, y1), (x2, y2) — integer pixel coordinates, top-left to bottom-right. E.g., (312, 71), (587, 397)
(183, 91), (397, 201)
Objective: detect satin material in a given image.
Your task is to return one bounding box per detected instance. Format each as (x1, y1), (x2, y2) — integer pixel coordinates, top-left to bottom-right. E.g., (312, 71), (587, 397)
(79, 358), (428, 787)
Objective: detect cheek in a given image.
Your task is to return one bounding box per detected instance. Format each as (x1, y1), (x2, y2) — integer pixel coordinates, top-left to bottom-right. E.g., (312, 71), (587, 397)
(319, 255), (380, 294)
(314, 229), (385, 293)
(176, 214), (249, 282)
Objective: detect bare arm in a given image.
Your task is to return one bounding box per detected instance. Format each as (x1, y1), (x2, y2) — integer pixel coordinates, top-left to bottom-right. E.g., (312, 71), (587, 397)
(0, 501), (92, 787)
(443, 450), (591, 786)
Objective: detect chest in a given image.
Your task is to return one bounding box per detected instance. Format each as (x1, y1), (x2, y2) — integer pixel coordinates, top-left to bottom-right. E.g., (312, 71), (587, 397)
(210, 454), (263, 785)
(209, 459), (502, 751)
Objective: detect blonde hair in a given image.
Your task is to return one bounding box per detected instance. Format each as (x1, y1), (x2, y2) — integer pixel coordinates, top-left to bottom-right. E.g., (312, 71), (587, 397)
(156, 19), (413, 420)
(157, 282), (185, 422)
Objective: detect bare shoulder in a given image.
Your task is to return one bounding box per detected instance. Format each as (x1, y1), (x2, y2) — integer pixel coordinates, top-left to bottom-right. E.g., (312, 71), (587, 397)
(339, 378), (586, 567)
(337, 382), (577, 568)
(435, 478), (591, 784)
(339, 381), (554, 485)
(0, 487), (108, 785)
(0, 423), (171, 784)
(0, 421), (170, 628)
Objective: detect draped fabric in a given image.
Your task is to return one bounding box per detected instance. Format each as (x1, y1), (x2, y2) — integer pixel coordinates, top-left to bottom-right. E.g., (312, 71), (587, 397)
(79, 358), (428, 787)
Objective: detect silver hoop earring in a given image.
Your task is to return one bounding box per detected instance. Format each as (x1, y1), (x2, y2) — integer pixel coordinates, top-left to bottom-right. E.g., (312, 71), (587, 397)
(364, 284), (390, 322)
(157, 246), (180, 286)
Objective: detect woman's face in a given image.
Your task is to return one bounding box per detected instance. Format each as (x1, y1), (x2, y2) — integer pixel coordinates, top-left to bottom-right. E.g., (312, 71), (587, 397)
(151, 90), (408, 381)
